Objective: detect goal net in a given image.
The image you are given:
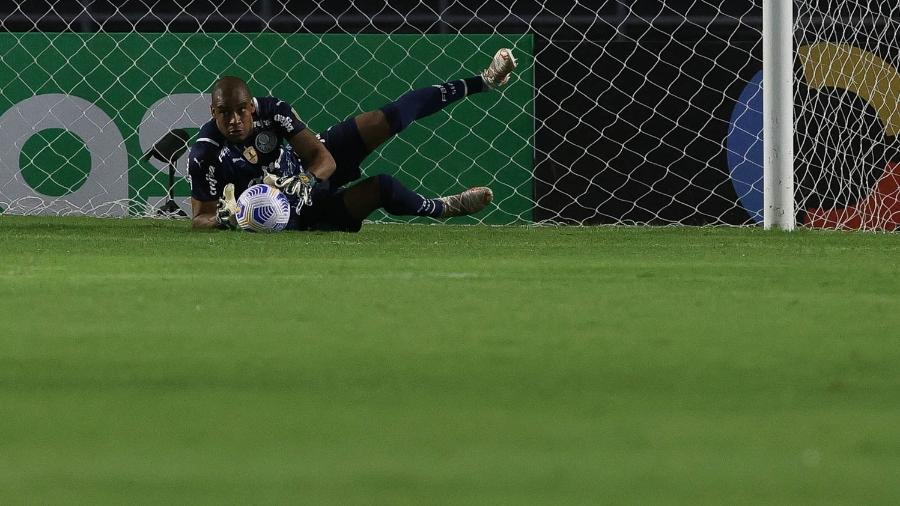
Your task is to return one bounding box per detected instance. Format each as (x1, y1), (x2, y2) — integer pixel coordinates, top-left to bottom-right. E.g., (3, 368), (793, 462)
(0, 1), (897, 230)
(794, 2), (900, 230)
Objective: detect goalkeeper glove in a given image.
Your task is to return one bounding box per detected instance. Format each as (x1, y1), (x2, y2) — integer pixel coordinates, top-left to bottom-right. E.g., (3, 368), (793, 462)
(263, 171), (319, 213)
(215, 183), (239, 230)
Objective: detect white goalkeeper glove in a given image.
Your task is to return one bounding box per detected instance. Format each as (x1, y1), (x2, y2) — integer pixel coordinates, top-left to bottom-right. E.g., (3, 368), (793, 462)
(263, 171), (319, 213)
(215, 183), (239, 230)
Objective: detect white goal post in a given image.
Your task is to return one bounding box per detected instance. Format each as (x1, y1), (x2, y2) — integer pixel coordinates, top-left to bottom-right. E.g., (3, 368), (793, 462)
(0, 1), (898, 230)
(763, 0), (795, 231)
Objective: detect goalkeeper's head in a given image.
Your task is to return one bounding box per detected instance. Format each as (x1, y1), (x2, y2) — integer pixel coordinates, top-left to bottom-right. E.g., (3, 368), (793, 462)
(210, 76), (256, 143)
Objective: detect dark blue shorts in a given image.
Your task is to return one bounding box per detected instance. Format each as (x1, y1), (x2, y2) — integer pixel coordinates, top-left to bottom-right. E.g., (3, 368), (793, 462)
(319, 116), (369, 188)
(288, 188), (363, 232)
(287, 117), (369, 232)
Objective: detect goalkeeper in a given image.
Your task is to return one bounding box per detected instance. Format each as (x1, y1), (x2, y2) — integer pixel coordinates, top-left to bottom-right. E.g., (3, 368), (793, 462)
(188, 48), (517, 231)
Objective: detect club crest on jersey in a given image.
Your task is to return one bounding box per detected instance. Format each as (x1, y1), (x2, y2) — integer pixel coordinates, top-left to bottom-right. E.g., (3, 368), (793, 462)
(254, 130), (277, 154)
(243, 146), (258, 164)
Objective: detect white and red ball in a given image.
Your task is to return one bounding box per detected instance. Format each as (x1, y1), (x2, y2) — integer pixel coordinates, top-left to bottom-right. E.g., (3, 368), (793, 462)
(236, 184), (291, 232)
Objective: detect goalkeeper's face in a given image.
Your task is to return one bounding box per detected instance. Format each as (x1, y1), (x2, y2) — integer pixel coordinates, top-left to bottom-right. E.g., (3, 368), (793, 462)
(211, 91), (255, 143)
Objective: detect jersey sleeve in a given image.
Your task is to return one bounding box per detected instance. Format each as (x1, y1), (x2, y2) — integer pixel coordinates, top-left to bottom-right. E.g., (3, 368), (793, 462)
(187, 139), (223, 202)
(272, 99), (307, 139)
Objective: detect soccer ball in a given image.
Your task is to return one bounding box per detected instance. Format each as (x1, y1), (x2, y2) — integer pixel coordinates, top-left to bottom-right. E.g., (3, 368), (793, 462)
(235, 184), (291, 232)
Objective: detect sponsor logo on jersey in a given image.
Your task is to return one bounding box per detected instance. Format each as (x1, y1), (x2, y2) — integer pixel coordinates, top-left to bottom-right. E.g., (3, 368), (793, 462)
(254, 130), (277, 154)
(205, 164), (218, 196)
(274, 113), (294, 133)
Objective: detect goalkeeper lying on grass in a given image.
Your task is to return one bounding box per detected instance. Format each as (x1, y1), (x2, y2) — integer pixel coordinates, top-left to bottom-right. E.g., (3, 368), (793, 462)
(188, 48), (517, 231)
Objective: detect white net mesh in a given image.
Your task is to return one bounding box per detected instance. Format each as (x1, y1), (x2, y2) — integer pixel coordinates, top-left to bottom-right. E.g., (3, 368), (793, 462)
(794, 2), (900, 230)
(0, 1), (898, 229)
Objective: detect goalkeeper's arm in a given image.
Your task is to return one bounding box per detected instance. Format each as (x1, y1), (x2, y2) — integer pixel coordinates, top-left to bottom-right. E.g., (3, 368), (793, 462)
(191, 199), (219, 229)
(191, 186), (238, 230)
(288, 128), (336, 181)
(188, 141), (237, 230)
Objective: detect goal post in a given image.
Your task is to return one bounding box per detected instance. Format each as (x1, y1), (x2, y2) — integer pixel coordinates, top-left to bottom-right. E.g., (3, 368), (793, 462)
(763, 0), (796, 231)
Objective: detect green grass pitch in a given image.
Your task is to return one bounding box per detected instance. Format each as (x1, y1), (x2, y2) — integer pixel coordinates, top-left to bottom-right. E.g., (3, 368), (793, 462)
(2, 216), (899, 505)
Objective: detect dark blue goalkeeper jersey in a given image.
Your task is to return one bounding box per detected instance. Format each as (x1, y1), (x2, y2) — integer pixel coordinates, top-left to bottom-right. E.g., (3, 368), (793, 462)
(188, 96), (307, 202)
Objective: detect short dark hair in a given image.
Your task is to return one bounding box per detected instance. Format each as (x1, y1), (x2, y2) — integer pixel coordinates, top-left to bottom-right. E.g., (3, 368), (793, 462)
(211, 76), (251, 101)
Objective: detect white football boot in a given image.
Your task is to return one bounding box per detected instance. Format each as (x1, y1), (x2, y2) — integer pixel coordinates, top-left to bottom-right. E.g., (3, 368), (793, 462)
(439, 187), (494, 218)
(481, 48), (517, 89)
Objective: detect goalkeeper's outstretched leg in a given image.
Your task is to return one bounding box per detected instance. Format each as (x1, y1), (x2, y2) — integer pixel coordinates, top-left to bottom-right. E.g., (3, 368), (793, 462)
(341, 174), (493, 222)
(289, 174), (493, 232)
(352, 48), (517, 155)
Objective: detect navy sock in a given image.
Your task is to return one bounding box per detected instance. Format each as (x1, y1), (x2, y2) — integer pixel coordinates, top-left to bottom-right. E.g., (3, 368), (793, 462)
(376, 174), (444, 218)
(380, 76), (485, 135)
